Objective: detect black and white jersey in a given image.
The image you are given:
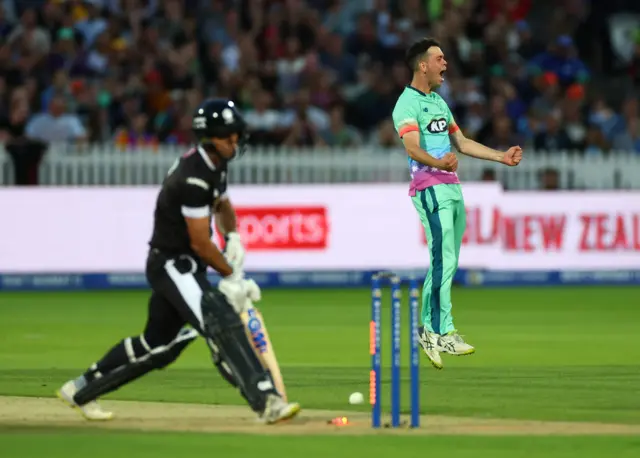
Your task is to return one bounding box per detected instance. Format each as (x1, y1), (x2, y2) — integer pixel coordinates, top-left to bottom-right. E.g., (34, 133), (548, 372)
(148, 146), (228, 259)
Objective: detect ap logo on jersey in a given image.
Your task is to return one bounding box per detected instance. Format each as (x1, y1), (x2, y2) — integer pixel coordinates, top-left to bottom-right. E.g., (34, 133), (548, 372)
(427, 118), (448, 134)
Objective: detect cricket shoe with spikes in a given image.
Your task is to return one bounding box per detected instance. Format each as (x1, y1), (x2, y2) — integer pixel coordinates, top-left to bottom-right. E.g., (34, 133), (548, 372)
(56, 380), (114, 421)
(439, 332), (475, 356)
(260, 394), (301, 424)
(417, 326), (443, 369)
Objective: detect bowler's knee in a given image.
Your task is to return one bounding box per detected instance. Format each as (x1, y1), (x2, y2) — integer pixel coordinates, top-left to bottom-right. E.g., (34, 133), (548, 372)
(441, 261), (457, 281)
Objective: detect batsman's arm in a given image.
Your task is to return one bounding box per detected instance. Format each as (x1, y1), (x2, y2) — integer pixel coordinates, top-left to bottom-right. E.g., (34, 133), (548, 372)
(449, 128), (505, 163)
(185, 217), (234, 276)
(214, 195), (246, 270)
(181, 182), (234, 277)
(214, 196), (237, 236)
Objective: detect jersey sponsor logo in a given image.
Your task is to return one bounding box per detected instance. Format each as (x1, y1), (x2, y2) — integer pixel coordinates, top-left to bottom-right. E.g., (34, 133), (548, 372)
(427, 118), (448, 134)
(218, 206), (330, 250)
(246, 308), (268, 353)
(186, 177), (210, 190)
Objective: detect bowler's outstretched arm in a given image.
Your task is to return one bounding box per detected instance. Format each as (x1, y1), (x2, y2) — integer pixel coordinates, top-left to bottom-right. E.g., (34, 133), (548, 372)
(449, 128), (505, 163)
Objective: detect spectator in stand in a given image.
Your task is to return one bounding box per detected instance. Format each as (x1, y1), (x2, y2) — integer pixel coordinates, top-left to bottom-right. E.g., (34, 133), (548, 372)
(0, 85), (30, 142)
(373, 118), (401, 148)
(512, 20), (544, 60)
(281, 88), (329, 134)
(481, 168), (497, 182)
(530, 35), (590, 87)
(534, 111), (574, 151)
(7, 8), (50, 57)
(539, 167), (560, 190)
(611, 115), (640, 153)
(319, 104), (362, 147)
(282, 105), (325, 147)
(163, 112), (194, 146)
(0, 3), (15, 41)
(485, 0), (532, 22)
(244, 89), (287, 146)
(25, 94), (87, 144)
(609, 96), (639, 146)
(584, 125), (609, 155)
(318, 32), (357, 84)
(530, 72), (562, 119)
(114, 111), (158, 151)
(75, 0), (108, 50)
(589, 96), (619, 141)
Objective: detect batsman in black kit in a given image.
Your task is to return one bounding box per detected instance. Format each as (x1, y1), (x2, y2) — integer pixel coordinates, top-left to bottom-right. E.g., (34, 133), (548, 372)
(56, 99), (300, 424)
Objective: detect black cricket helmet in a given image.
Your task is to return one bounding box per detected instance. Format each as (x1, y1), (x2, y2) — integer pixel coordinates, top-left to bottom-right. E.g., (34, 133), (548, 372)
(192, 98), (249, 158)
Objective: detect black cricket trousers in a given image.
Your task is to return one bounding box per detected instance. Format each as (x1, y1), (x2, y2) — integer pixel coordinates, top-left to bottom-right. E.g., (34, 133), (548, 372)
(143, 248), (211, 345)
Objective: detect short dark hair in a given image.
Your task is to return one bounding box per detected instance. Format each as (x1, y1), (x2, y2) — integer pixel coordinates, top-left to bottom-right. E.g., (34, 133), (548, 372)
(405, 37), (441, 71)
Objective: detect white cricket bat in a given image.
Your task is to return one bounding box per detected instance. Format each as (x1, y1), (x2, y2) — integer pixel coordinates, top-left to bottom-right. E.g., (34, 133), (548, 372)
(240, 303), (287, 402)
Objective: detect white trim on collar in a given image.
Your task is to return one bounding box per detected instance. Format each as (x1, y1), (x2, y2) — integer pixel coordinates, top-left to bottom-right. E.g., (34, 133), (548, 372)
(197, 145), (216, 171)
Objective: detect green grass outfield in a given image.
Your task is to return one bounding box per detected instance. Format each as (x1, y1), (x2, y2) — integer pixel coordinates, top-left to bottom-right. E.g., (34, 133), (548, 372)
(2, 429), (640, 458)
(0, 286), (639, 456)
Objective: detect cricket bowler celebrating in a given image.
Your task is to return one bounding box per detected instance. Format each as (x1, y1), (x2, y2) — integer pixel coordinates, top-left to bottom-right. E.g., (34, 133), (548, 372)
(392, 38), (522, 369)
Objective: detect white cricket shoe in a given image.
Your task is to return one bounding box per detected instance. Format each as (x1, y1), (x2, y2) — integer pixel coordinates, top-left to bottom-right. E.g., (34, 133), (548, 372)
(56, 380), (114, 421)
(260, 394), (301, 424)
(439, 332), (475, 356)
(417, 327), (443, 369)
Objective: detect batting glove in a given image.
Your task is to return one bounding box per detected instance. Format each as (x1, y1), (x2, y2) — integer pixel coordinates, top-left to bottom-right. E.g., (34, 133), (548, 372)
(223, 232), (245, 271)
(218, 274), (249, 314)
(243, 278), (261, 302)
(218, 275), (261, 314)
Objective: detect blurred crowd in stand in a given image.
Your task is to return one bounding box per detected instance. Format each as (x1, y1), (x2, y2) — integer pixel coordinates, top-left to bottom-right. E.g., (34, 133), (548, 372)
(0, 0), (639, 187)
